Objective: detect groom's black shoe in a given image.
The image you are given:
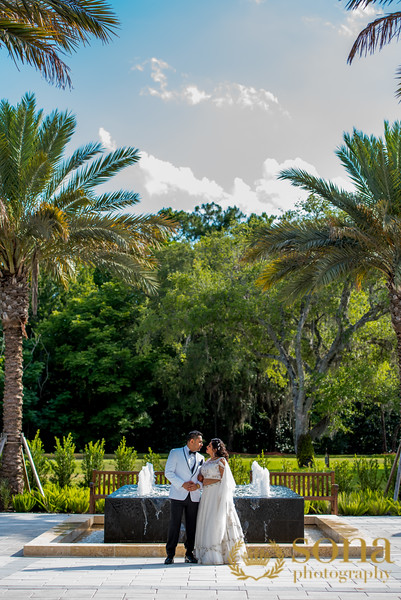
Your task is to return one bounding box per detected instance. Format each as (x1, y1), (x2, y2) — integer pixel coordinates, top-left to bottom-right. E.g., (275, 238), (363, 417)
(164, 556), (174, 565)
(185, 553), (198, 564)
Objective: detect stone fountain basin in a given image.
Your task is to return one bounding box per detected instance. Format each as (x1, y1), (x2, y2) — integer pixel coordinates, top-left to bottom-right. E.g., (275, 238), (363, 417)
(23, 514), (384, 559)
(104, 484), (304, 544)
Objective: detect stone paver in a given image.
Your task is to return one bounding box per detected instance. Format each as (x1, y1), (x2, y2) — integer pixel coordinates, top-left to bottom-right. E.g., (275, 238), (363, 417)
(0, 514), (401, 599)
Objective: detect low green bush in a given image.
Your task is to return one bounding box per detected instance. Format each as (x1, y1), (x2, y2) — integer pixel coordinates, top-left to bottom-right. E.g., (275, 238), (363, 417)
(306, 500), (330, 514)
(353, 456), (383, 491)
(338, 491), (368, 515)
(12, 492), (37, 512)
(95, 499), (105, 513)
(230, 454), (249, 484)
(63, 487), (89, 513)
(338, 490), (401, 516)
(333, 460), (354, 493)
(33, 483), (69, 512)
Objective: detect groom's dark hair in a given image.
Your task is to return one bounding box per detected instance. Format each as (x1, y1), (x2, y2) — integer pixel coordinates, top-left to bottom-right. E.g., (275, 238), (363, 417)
(187, 430), (203, 441)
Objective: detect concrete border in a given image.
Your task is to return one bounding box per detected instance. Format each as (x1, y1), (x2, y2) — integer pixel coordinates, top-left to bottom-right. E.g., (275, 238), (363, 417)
(23, 514), (384, 558)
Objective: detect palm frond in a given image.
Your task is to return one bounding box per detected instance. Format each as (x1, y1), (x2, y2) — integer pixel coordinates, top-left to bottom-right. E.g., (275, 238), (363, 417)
(63, 147), (141, 191)
(45, 142), (102, 199)
(348, 10), (401, 63)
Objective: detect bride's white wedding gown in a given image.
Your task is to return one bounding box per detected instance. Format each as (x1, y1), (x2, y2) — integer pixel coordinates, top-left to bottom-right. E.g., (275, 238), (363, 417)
(194, 457), (246, 565)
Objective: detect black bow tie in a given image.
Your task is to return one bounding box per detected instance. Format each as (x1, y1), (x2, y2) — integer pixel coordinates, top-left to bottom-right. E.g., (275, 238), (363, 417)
(189, 450), (196, 455)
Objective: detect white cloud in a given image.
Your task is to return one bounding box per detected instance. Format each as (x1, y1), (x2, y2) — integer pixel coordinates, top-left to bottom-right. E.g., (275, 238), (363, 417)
(137, 151), (321, 215)
(99, 127), (116, 151)
(135, 57), (284, 113)
(184, 85), (212, 105)
(339, 5), (380, 37)
(213, 82), (279, 111)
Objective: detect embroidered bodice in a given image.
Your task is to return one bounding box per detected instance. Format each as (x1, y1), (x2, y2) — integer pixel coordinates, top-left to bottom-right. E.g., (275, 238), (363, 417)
(200, 458), (225, 480)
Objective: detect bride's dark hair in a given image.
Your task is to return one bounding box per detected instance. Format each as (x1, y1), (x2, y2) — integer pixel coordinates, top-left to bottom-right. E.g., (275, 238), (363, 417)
(210, 438), (229, 459)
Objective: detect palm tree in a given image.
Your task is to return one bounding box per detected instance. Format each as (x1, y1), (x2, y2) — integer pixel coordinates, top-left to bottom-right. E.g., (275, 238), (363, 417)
(345, 0), (401, 97)
(0, 93), (174, 493)
(245, 120), (401, 448)
(0, 0), (119, 88)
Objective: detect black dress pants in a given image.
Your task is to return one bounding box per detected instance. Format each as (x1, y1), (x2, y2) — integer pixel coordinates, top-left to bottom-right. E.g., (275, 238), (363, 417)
(166, 494), (199, 557)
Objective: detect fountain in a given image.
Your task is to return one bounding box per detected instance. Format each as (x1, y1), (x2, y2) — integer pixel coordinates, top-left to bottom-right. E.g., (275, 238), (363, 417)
(250, 460), (270, 496)
(137, 462), (155, 496)
(104, 462), (304, 544)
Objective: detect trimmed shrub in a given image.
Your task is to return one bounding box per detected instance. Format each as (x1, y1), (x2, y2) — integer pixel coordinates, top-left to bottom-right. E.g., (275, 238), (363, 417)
(296, 434), (315, 468)
(82, 439), (105, 487)
(25, 430), (51, 487)
(353, 456), (383, 491)
(114, 437), (137, 471)
(143, 447), (162, 471)
(230, 454), (249, 484)
(51, 433), (76, 487)
(333, 460), (354, 493)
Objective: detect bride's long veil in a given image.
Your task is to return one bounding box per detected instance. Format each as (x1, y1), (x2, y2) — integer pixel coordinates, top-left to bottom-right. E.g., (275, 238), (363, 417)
(212, 458), (236, 545)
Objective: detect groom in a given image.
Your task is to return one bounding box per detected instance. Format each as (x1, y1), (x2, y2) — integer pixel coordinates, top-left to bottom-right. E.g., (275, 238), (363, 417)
(164, 430), (204, 564)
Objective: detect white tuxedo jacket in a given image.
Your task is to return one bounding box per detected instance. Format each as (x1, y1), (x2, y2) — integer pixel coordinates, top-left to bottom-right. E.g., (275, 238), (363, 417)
(164, 446), (204, 502)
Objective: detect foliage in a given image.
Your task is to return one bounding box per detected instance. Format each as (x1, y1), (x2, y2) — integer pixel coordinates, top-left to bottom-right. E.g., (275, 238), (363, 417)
(333, 460), (354, 494)
(230, 455), (249, 484)
(137, 228), (291, 450)
(255, 450), (270, 470)
(62, 487), (90, 513)
(51, 434), (76, 488)
(345, 0), (401, 98)
(280, 459), (293, 472)
(338, 489), (401, 516)
(12, 491), (37, 513)
(22, 273), (157, 449)
(0, 478), (12, 510)
(25, 430), (51, 487)
(161, 203), (247, 241)
(383, 453), (396, 478)
(143, 447), (162, 471)
(0, 92), (174, 494)
(297, 434), (315, 468)
(338, 492), (368, 515)
(353, 456), (383, 491)
(0, 0), (119, 88)
(114, 437), (138, 471)
(82, 439), (105, 487)
(305, 500), (330, 514)
(95, 499), (105, 514)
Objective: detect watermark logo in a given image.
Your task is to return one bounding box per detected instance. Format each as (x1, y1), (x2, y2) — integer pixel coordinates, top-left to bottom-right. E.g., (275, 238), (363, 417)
(228, 540), (285, 581)
(229, 537), (393, 583)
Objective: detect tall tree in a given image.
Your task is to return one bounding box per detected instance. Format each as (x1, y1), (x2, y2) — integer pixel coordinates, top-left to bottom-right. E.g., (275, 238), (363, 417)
(345, 0), (401, 97)
(0, 93), (173, 493)
(246, 120), (401, 450)
(0, 0), (118, 88)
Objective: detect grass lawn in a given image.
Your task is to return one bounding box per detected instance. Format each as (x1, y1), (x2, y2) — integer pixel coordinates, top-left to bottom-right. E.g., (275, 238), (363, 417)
(49, 452), (392, 487)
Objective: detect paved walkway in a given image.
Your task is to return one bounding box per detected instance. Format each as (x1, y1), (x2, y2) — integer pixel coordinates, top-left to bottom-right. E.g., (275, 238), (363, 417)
(0, 513), (400, 599)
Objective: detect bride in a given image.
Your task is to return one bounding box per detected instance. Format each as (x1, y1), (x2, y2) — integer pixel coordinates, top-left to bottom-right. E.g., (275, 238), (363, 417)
(194, 438), (246, 565)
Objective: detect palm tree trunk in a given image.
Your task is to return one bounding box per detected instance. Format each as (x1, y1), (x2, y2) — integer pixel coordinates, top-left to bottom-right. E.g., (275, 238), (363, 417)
(0, 272), (29, 494)
(388, 283), (401, 441)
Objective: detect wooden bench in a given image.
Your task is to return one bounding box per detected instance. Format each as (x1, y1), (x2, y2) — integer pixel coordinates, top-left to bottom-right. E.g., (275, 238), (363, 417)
(268, 471), (338, 515)
(89, 470), (169, 513)
(89, 469), (338, 515)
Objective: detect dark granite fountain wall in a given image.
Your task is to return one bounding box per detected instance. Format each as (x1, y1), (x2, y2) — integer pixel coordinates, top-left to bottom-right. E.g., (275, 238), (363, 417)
(104, 485), (304, 543)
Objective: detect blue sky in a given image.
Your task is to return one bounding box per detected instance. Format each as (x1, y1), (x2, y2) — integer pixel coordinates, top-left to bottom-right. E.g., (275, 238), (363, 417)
(3, 0), (401, 215)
